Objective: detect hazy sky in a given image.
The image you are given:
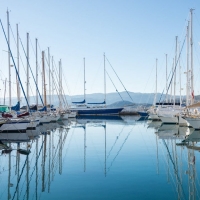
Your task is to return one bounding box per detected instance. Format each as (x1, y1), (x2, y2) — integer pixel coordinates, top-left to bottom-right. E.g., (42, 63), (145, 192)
(0, 0), (200, 102)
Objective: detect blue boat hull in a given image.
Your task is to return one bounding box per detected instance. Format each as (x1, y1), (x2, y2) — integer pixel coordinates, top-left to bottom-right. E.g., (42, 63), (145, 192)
(137, 111), (149, 117)
(71, 107), (124, 116)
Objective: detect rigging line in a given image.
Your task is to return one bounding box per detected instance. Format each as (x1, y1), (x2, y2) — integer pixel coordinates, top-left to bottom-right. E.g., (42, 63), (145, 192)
(37, 41), (46, 88)
(9, 25), (37, 103)
(0, 19), (31, 112)
(162, 139), (186, 200)
(105, 56), (134, 103)
(193, 42), (200, 93)
(22, 138), (45, 200)
(33, 40), (43, 86)
(107, 127), (134, 173)
(51, 129), (68, 179)
(52, 58), (69, 107)
(52, 59), (69, 108)
(54, 60), (69, 107)
(17, 143), (35, 198)
(107, 125), (125, 159)
(51, 131), (66, 180)
(0, 74), (17, 84)
(29, 38), (43, 84)
(138, 63), (155, 105)
(159, 139), (179, 193)
(158, 66), (174, 103)
(51, 59), (67, 107)
(159, 36), (186, 103)
(29, 37), (44, 101)
(90, 58), (103, 92)
(62, 66), (71, 97)
(106, 70), (124, 101)
(107, 130), (132, 173)
(19, 37), (44, 107)
(11, 155), (29, 200)
(63, 128), (75, 164)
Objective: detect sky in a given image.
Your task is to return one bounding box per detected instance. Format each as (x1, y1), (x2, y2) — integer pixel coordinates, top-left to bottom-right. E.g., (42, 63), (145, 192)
(0, 0), (200, 102)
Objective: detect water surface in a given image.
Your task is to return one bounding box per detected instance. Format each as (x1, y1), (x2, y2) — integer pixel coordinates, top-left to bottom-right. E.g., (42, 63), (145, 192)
(0, 116), (199, 200)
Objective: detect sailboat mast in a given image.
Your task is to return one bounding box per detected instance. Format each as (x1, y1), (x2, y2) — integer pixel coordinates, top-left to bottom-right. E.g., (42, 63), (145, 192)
(27, 32), (30, 111)
(174, 36), (178, 107)
(104, 122), (107, 177)
(84, 125), (86, 172)
(36, 38), (38, 108)
(16, 24), (20, 102)
(36, 139), (38, 199)
(166, 54), (168, 103)
(170, 59), (174, 103)
(17, 143), (20, 200)
(61, 59), (62, 109)
(104, 53), (106, 107)
(26, 144), (30, 200)
(156, 134), (159, 174)
(42, 51), (47, 107)
(59, 59), (62, 109)
(8, 144), (11, 200)
(155, 58), (157, 104)
(48, 47), (51, 107)
(84, 57), (86, 102)
(52, 56), (54, 105)
(179, 42), (182, 105)
(4, 78), (7, 105)
(190, 9), (194, 104)
(7, 10), (11, 111)
(186, 22), (190, 106)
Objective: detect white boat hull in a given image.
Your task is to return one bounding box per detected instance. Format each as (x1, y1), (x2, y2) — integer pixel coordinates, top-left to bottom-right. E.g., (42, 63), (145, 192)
(178, 116), (189, 127)
(27, 120), (40, 129)
(148, 114), (160, 120)
(60, 113), (69, 119)
(0, 132), (30, 141)
(49, 115), (60, 122)
(159, 116), (178, 124)
(157, 124), (179, 139)
(39, 115), (51, 124)
(0, 120), (29, 132)
(184, 117), (200, 129)
(68, 111), (76, 118)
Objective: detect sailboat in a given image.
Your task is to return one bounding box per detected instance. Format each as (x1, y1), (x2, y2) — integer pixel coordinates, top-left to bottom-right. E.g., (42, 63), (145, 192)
(57, 59), (76, 119)
(70, 55), (124, 115)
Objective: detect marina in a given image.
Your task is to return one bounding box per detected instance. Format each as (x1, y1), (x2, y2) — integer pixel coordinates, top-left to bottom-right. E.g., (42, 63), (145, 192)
(0, 1), (200, 199)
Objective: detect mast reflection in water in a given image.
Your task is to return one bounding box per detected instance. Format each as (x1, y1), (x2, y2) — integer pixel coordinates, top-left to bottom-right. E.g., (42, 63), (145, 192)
(1, 117), (200, 199)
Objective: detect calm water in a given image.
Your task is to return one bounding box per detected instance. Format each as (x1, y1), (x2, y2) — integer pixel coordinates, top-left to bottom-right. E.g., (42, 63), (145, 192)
(0, 116), (199, 200)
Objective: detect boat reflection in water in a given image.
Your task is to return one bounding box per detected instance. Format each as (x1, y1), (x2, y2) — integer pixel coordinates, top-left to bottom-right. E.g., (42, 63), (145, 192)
(0, 116), (137, 199)
(0, 121), (67, 200)
(149, 119), (200, 200)
(2, 117), (200, 199)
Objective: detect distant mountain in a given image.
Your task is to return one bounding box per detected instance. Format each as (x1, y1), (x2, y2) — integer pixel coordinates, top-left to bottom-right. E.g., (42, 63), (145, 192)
(1, 91), (191, 107)
(108, 100), (134, 108)
(68, 91), (163, 105)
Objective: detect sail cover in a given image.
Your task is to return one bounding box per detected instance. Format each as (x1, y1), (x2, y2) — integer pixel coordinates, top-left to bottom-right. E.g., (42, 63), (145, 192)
(87, 101), (106, 105)
(30, 105), (37, 111)
(11, 101), (20, 111)
(72, 99), (86, 104)
(39, 106), (47, 112)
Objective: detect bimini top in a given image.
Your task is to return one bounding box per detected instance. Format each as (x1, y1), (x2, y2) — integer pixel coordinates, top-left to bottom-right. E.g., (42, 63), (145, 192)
(72, 99), (86, 104)
(0, 105), (9, 113)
